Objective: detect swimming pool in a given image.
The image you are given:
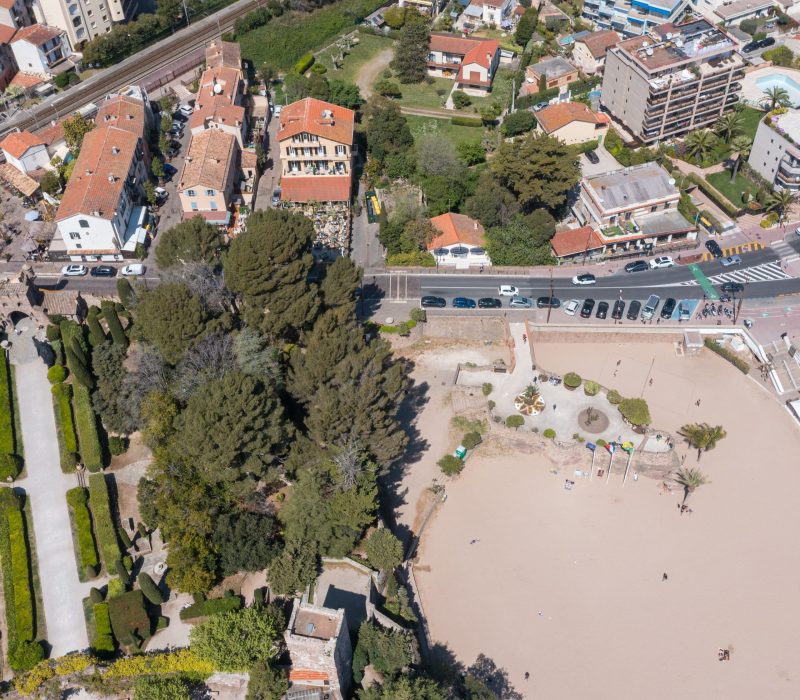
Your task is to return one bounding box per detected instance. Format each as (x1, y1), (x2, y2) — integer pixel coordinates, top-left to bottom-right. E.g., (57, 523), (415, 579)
(756, 73), (800, 107)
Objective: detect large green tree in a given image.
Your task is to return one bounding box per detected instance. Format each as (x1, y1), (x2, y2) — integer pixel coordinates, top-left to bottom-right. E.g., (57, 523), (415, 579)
(515, 7), (538, 47)
(246, 660), (289, 700)
(224, 209), (320, 340)
(365, 528), (404, 572)
(392, 21), (430, 83)
(92, 343), (138, 434)
(328, 79), (362, 110)
(678, 422), (726, 460)
(267, 536), (319, 595)
(321, 256), (362, 310)
(63, 113), (95, 153)
(492, 132), (580, 212)
(366, 98), (415, 174)
(464, 171), (520, 228)
(485, 219), (555, 266)
(353, 620), (414, 683)
(359, 674), (449, 700)
(212, 511), (280, 576)
(154, 217), (223, 269)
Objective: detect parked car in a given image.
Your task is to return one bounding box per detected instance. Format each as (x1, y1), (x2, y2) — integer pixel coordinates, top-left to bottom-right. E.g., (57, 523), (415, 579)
(660, 297), (677, 319)
(580, 299), (596, 318)
(536, 296), (561, 309)
(273, 104), (282, 116)
(760, 37), (776, 49)
(642, 294), (660, 319)
(498, 284), (519, 296)
(162, 163), (178, 181)
(794, 226), (800, 236)
(61, 264), (87, 276)
(626, 300), (642, 320)
(121, 264), (146, 276)
(168, 126), (183, 138)
(90, 265), (116, 277)
(272, 187), (281, 206)
(563, 299), (580, 316)
(721, 254), (742, 266)
(721, 281), (744, 293)
(585, 150), (600, 165)
(452, 296), (476, 309)
(178, 103), (194, 117)
(596, 301), (609, 319)
(678, 303), (692, 321)
(533, 101), (549, 111)
(705, 239), (723, 258)
(509, 295), (533, 309)
(478, 297), (502, 308)
(650, 256), (674, 269)
(172, 111), (188, 123)
(421, 296), (446, 308)
(154, 186), (168, 201)
(624, 260), (648, 273)
(572, 273), (597, 286)
(742, 41), (759, 53)
(612, 299), (625, 320)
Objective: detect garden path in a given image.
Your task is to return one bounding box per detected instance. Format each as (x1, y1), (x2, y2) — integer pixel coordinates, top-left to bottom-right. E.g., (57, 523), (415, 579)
(355, 47), (393, 99)
(10, 327), (88, 656)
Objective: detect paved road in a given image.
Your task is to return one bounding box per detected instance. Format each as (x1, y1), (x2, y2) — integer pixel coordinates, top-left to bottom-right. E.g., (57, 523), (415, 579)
(10, 330), (88, 657)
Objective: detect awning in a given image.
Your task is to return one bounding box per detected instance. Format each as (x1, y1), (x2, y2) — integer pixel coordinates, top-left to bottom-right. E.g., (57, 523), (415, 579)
(0, 163), (39, 197)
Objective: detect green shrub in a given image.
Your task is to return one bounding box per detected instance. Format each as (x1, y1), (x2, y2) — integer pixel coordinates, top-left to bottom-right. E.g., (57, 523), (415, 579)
(505, 415), (525, 429)
(66, 487), (99, 579)
(47, 365), (67, 384)
(606, 389), (622, 404)
(45, 325), (61, 342)
(596, 438), (607, 447)
(437, 454), (464, 475)
(108, 436), (128, 456)
(100, 300), (128, 347)
(488, 399), (496, 410)
(107, 577), (125, 599)
(116, 278), (134, 307)
(74, 384), (103, 472)
(409, 307), (427, 323)
(618, 398), (652, 426)
(704, 337), (750, 374)
(52, 383), (79, 472)
(115, 559), (130, 587)
(583, 380), (600, 396)
(543, 428), (556, 439)
(51, 339), (64, 366)
(0, 453), (22, 480)
(86, 309), (107, 347)
(9, 640), (43, 672)
(451, 116), (483, 127)
(92, 602), (115, 654)
(452, 89), (471, 109)
(179, 595), (243, 620)
(108, 590), (151, 649)
(0, 353), (15, 455)
(294, 52), (315, 74)
(89, 587), (104, 604)
(481, 382), (493, 396)
(461, 432), (482, 450)
(119, 527), (132, 549)
(88, 473), (121, 572)
(137, 572), (164, 605)
(563, 372), (582, 389)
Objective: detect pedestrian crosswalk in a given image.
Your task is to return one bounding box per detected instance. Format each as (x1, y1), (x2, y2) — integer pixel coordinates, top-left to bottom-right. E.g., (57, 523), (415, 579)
(771, 240), (798, 259)
(681, 261), (790, 286)
(700, 242), (763, 262)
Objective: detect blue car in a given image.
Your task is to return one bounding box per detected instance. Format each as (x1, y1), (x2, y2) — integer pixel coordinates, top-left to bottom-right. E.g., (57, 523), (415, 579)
(452, 296), (476, 309)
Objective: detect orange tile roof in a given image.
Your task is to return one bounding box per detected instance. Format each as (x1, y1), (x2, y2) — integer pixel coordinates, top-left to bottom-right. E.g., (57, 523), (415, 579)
(278, 97), (354, 146)
(189, 97), (245, 130)
(430, 32), (490, 57)
(205, 40), (241, 69)
(280, 175), (351, 203)
(0, 25), (16, 44)
(576, 30), (621, 59)
(35, 119), (66, 146)
(179, 129), (237, 191)
(459, 38), (500, 86)
(550, 226), (604, 257)
(289, 670), (329, 682)
(535, 102), (606, 134)
(56, 126), (139, 222)
(95, 95), (145, 136)
(0, 0), (15, 8)
(0, 130), (45, 159)
(12, 24), (63, 46)
(196, 65), (241, 110)
(9, 72), (44, 89)
(428, 213), (485, 249)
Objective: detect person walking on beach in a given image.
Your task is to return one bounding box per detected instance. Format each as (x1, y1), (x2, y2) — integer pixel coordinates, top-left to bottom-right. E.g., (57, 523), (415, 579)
(524, 672), (530, 681)
(662, 573), (668, 581)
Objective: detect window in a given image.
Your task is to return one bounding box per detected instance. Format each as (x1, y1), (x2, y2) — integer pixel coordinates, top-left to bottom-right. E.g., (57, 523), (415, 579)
(187, 189), (196, 196)
(651, 205), (658, 212)
(75, 243), (82, 249)
(69, 232), (81, 240)
(79, 219), (89, 228)
(210, 201), (218, 211)
(190, 202), (198, 210)
(335, 145), (346, 156)
(205, 189), (215, 196)
(90, 21), (96, 27)
(101, 14), (106, 20)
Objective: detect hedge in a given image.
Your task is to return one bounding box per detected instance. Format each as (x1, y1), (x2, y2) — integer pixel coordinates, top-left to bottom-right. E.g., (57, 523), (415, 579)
(451, 116), (483, 127)
(563, 372), (582, 389)
(66, 488), (99, 579)
(104, 648), (214, 678)
(704, 337), (750, 374)
(47, 364), (67, 384)
(607, 389), (622, 405)
(294, 52), (315, 74)
(100, 301), (128, 347)
(0, 352), (15, 454)
(179, 595), (243, 620)
(583, 380), (600, 396)
(108, 590), (151, 648)
(137, 572), (164, 605)
(0, 453), (22, 480)
(7, 508), (34, 642)
(86, 309), (107, 347)
(88, 473), (121, 573)
(52, 383), (79, 472)
(74, 384), (103, 472)
(92, 602), (115, 654)
(543, 428), (556, 439)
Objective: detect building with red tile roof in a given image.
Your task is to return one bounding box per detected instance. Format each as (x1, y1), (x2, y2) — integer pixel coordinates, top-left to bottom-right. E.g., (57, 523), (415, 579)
(428, 33), (501, 94)
(534, 102), (608, 144)
(550, 226), (605, 260)
(572, 30), (620, 74)
(205, 40), (240, 70)
(428, 213), (491, 267)
(10, 23), (69, 78)
(0, 130), (49, 175)
(178, 129), (238, 224)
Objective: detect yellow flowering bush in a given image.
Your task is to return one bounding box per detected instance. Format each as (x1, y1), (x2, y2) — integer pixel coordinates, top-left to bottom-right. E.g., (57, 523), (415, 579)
(104, 649), (213, 678)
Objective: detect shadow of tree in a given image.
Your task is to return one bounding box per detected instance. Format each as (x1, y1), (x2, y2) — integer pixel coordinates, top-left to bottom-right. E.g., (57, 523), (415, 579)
(425, 643), (523, 699)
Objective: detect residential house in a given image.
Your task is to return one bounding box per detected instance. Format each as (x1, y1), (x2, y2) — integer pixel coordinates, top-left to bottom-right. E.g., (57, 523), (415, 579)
(572, 162), (696, 255)
(0, 34), (15, 90)
(470, 0), (515, 26)
(427, 212), (491, 267)
(10, 24), (70, 78)
(572, 29), (620, 74)
(32, 0), (139, 47)
(550, 225), (606, 261)
(0, 0), (31, 30)
(713, 0), (776, 26)
(601, 19), (745, 143)
(0, 130), (50, 174)
(177, 129), (238, 224)
(95, 86), (153, 142)
(205, 39), (241, 70)
(582, 0), (690, 38)
(524, 56), (578, 94)
(428, 33), (501, 94)
(747, 108), (800, 191)
(278, 97), (354, 204)
(284, 599), (352, 700)
(538, 2), (570, 27)
(534, 102), (609, 144)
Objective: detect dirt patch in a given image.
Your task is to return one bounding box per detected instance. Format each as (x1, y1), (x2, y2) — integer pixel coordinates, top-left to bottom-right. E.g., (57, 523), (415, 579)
(578, 407), (610, 434)
(356, 47), (393, 98)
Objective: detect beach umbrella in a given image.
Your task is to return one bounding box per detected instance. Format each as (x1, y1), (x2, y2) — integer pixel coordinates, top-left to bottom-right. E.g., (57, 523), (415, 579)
(586, 442), (596, 480)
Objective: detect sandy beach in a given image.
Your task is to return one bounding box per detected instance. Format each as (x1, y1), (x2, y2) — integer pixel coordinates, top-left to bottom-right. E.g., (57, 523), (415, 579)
(410, 339), (800, 699)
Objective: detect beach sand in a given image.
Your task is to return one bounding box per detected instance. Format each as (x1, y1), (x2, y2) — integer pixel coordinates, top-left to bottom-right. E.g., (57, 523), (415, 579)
(412, 341), (800, 699)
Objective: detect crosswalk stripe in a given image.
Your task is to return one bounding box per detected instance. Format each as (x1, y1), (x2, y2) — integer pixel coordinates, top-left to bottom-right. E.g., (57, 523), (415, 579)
(683, 261), (790, 285)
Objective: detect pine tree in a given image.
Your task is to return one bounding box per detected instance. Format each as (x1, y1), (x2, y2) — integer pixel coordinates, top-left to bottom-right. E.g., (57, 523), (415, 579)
(321, 257), (361, 310)
(155, 216), (224, 269)
(392, 21), (430, 84)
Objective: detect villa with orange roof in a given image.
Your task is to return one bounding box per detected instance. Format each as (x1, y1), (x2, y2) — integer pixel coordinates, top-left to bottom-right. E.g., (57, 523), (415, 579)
(427, 212), (491, 267)
(277, 97), (354, 204)
(534, 102), (608, 145)
(0, 0), (32, 89)
(177, 129), (238, 225)
(428, 33), (501, 95)
(0, 130), (49, 174)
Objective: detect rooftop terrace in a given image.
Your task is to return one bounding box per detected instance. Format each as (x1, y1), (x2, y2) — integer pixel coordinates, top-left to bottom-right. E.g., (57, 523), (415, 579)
(585, 162), (678, 211)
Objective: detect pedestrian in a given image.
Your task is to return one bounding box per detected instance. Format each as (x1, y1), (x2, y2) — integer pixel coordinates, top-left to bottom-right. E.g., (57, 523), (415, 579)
(662, 573), (668, 581)
(649, 378), (653, 386)
(524, 672), (530, 681)
(617, 360), (622, 366)
(480, 264), (484, 273)
(553, 404), (557, 411)
(522, 333), (527, 344)
(696, 399), (701, 406)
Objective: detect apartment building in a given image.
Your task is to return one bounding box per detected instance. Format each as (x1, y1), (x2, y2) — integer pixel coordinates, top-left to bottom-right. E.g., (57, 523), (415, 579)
(178, 129), (238, 224)
(583, 0), (689, 38)
(572, 29), (620, 74)
(278, 97), (354, 204)
(601, 19), (744, 144)
(427, 33), (501, 95)
(748, 109), (800, 191)
(188, 47), (246, 144)
(10, 23), (70, 77)
(0, 0), (34, 89)
(33, 0), (139, 47)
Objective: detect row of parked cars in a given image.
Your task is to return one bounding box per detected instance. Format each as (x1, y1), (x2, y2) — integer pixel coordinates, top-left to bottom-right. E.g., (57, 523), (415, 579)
(61, 264), (146, 277)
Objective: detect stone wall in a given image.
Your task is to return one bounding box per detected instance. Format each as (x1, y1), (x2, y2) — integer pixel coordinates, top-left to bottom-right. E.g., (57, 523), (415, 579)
(529, 326), (684, 345)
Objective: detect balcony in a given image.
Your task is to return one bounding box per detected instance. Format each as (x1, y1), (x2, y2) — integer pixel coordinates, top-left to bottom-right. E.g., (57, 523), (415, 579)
(779, 158), (800, 177)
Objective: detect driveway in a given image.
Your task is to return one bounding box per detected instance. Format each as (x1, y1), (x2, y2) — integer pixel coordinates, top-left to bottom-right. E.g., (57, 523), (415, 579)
(579, 144), (621, 177)
(10, 328), (88, 657)
(356, 47), (393, 99)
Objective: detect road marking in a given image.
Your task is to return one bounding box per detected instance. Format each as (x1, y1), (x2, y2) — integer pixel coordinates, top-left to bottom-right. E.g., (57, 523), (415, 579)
(687, 264), (719, 300)
(701, 242), (764, 261)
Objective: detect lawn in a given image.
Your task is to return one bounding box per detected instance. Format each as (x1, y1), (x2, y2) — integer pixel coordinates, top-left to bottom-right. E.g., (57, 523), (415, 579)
(739, 105), (766, 141)
(468, 68), (516, 111)
(406, 115), (486, 148)
(471, 27), (523, 53)
(394, 77), (454, 110)
(317, 31), (394, 84)
(706, 170), (759, 207)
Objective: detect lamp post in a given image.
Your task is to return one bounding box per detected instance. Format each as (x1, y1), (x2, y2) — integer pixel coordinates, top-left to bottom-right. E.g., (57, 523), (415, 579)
(546, 267), (554, 324)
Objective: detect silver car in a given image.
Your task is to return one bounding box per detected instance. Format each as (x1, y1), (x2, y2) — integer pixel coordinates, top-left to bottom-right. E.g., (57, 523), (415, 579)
(721, 255), (742, 266)
(509, 295), (533, 308)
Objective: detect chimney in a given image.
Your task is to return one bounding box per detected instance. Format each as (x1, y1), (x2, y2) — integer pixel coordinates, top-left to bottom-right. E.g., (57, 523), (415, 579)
(111, 146), (119, 155)
(474, 220), (478, 229)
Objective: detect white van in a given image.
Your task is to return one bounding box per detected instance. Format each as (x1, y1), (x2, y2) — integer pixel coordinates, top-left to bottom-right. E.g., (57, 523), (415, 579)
(641, 294), (660, 320)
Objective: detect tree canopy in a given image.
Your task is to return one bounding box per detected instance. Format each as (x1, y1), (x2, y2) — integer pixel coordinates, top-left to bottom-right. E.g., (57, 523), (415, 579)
(392, 21), (430, 83)
(155, 217), (223, 269)
(486, 219), (555, 266)
(365, 528), (404, 571)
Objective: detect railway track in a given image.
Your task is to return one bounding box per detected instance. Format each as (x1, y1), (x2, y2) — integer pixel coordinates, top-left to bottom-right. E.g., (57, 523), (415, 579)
(0, 0), (261, 138)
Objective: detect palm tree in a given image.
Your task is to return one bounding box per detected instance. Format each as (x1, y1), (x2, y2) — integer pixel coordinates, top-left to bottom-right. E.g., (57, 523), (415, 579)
(679, 423), (727, 460)
(674, 467), (710, 505)
(763, 85), (791, 111)
(714, 112), (744, 144)
(685, 129), (717, 162)
(767, 188), (800, 226)
(729, 134), (752, 183)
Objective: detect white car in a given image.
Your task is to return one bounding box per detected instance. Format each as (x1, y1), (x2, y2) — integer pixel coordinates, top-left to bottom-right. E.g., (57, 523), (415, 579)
(178, 103), (193, 117)
(61, 265), (87, 276)
(273, 104), (282, 116)
(121, 264), (146, 276)
(563, 299), (580, 316)
(572, 273), (596, 286)
(649, 256), (675, 269)
(721, 255), (742, 267)
(154, 186), (168, 200)
(498, 285), (519, 296)
(794, 226), (800, 236)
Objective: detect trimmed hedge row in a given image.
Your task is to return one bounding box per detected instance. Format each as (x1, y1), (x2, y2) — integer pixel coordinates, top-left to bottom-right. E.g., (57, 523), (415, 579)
(73, 384), (103, 472)
(67, 487), (99, 579)
(86, 308), (107, 347)
(294, 52), (315, 74)
(0, 351), (15, 455)
(178, 595), (243, 620)
(52, 382), (79, 473)
(88, 474), (121, 573)
(7, 508), (34, 642)
(93, 602), (115, 654)
(451, 115), (483, 127)
(100, 301), (128, 347)
(704, 337), (750, 374)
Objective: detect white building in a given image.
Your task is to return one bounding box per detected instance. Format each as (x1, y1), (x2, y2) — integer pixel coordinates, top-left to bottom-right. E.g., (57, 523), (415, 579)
(32, 0), (138, 47)
(10, 23), (70, 77)
(747, 109), (800, 191)
(0, 130), (50, 174)
(427, 212), (492, 267)
(713, 0), (776, 26)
